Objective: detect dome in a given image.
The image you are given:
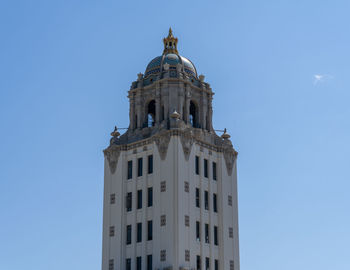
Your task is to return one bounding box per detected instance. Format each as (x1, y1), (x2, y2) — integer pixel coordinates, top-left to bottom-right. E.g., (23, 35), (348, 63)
(144, 53), (197, 78)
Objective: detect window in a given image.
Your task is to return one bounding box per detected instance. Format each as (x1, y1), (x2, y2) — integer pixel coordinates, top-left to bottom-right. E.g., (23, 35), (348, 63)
(204, 159), (208, 178)
(213, 162), (217, 180)
(126, 258), (131, 270)
(147, 255), (152, 270)
(137, 222), (142, 243)
(127, 160), (132, 179)
(214, 226), (218, 246)
(147, 187), (153, 207)
(205, 223), (209, 243)
(196, 188), (200, 208)
(205, 257), (210, 270)
(195, 156), (199, 175)
(148, 155), (153, 174)
(161, 181), (166, 192)
(137, 190), (142, 209)
(147, 220), (153, 240)
(196, 221), (200, 241)
(126, 225), (131, 245)
(147, 100), (156, 127)
(204, 191), (209, 210)
(136, 256), (141, 270)
(109, 226), (115, 237)
(109, 259), (114, 270)
(215, 260), (219, 270)
(184, 181), (189, 192)
(196, 256), (201, 270)
(137, 158), (143, 177)
(213, 193), (217, 213)
(229, 227), (233, 238)
(160, 215), (166, 226)
(190, 101), (197, 127)
(160, 250), (166, 261)
(228, 195), (232, 206)
(185, 250), (190, 262)
(126, 192), (132, 212)
(230, 260), (234, 270)
(110, 193), (115, 204)
(185, 215), (189, 227)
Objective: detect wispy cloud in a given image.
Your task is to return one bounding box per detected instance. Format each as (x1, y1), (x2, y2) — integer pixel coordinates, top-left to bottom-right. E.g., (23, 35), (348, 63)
(313, 74), (333, 85)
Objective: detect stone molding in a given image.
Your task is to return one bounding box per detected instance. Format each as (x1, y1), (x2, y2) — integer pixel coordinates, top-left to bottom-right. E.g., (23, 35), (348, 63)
(103, 145), (121, 174)
(104, 129), (238, 175)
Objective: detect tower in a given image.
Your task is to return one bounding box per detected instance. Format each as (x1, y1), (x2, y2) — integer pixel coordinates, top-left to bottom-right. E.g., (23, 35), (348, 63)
(102, 29), (240, 270)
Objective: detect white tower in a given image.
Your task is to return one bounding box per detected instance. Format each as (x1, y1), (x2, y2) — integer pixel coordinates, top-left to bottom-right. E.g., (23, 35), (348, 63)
(102, 29), (240, 270)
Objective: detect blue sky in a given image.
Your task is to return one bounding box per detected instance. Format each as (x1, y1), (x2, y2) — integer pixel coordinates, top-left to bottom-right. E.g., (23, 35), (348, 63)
(1, 1), (349, 269)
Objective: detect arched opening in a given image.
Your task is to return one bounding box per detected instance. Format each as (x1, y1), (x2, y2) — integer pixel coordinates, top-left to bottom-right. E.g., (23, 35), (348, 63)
(190, 101), (197, 128)
(147, 100), (156, 127)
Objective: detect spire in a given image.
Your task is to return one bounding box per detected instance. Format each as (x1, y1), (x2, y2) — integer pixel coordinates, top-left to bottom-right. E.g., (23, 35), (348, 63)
(163, 27), (178, 54)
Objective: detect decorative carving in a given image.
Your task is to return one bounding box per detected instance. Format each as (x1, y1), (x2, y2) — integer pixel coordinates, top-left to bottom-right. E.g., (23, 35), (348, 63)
(180, 130), (193, 161)
(104, 146), (121, 174)
(223, 145), (237, 176)
(154, 132), (171, 160)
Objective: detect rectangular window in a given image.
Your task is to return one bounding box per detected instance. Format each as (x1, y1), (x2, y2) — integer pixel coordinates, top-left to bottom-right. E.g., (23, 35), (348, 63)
(137, 158), (143, 177)
(215, 260), (219, 270)
(126, 225), (131, 245)
(205, 257), (210, 270)
(148, 155), (153, 174)
(147, 255), (152, 270)
(195, 156), (199, 175)
(137, 222), (142, 243)
(109, 259), (114, 270)
(110, 193), (115, 204)
(109, 226), (115, 237)
(126, 192), (132, 212)
(160, 215), (166, 226)
(213, 162), (217, 180)
(160, 250), (166, 261)
(126, 258), (131, 270)
(147, 220), (153, 240)
(230, 260), (234, 270)
(205, 223), (209, 243)
(127, 160), (132, 179)
(213, 193), (217, 213)
(137, 190), (142, 209)
(161, 181), (166, 192)
(197, 256), (201, 270)
(214, 226), (218, 246)
(185, 215), (190, 227)
(229, 227), (233, 238)
(185, 250), (190, 262)
(204, 159), (208, 178)
(136, 256), (141, 270)
(204, 191), (209, 210)
(196, 188), (200, 208)
(228, 195), (232, 206)
(196, 221), (200, 241)
(147, 187), (153, 207)
(184, 181), (189, 192)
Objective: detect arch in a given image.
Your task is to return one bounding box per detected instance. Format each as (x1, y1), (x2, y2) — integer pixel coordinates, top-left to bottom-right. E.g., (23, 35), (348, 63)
(189, 100), (198, 128)
(147, 100), (156, 127)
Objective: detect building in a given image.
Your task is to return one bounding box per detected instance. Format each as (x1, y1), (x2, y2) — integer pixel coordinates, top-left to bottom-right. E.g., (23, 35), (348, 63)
(102, 29), (240, 270)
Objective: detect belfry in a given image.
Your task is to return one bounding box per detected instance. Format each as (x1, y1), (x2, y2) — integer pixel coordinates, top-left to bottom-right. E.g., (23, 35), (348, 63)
(102, 29), (240, 270)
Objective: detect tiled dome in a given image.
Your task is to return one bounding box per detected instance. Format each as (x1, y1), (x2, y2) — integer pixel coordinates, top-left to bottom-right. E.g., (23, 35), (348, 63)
(144, 53), (197, 78)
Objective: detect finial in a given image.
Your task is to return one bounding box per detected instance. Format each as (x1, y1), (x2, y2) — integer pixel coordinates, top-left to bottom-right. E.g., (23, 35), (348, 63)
(111, 126), (120, 137)
(168, 27), (173, 37)
(163, 27), (178, 54)
(170, 110), (181, 120)
(221, 128), (231, 139)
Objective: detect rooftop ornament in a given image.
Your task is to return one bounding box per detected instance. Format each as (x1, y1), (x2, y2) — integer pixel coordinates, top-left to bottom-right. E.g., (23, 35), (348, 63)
(163, 27), (178, 54)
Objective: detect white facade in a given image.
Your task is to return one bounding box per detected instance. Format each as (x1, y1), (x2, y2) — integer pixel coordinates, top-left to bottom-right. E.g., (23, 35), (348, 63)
(102, 30), (239, 270)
